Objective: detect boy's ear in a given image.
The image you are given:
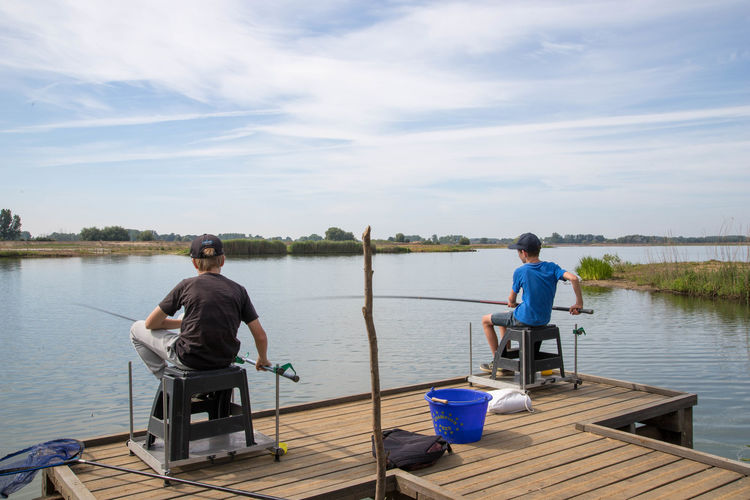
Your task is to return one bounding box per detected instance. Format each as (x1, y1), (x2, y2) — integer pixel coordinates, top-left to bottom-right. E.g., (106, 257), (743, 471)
(192, 258), (199, 270)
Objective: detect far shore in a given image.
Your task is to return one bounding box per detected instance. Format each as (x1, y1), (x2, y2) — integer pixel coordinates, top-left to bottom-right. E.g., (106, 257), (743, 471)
(4, 240), (748, 301)
(0, 240), (190, 257)
(2, 239), (747, 259)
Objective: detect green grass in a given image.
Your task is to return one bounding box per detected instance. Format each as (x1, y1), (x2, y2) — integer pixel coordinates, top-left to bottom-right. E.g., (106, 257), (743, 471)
(576, 256), (614, 280)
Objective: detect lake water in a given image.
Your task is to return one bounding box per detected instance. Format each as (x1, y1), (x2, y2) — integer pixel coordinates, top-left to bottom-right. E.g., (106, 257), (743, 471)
(1, 245), (749, 496)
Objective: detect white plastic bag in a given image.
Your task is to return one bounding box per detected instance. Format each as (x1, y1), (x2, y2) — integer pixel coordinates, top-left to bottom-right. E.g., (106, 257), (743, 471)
(486, 389), (533, 414)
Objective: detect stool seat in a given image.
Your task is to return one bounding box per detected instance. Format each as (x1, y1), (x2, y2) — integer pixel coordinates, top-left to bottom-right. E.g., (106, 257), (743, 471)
(492, 324), (565, 385)
(146, 365), (254, 462)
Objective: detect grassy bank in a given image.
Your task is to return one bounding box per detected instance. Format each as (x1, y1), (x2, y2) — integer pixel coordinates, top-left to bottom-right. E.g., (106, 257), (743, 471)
(0, 240), (189, 257)
(372, 241), (476, 253)
(579, 255), (750, 303)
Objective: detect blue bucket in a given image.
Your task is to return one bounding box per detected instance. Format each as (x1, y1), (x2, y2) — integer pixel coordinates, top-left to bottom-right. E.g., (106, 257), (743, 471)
(424, 388), (493, 444)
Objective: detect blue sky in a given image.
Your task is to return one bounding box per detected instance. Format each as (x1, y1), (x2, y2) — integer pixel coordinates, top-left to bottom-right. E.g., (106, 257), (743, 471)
(1, 0), (748, 240)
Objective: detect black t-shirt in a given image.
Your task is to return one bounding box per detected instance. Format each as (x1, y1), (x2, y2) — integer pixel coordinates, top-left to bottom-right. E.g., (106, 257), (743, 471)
(159, 273), (259, 370)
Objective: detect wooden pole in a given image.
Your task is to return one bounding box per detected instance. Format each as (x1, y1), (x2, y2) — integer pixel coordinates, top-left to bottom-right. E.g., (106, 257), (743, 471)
(362, 226), (386, 500)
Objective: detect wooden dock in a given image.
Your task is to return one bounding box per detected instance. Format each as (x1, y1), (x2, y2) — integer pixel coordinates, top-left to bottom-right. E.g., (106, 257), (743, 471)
(43, 373), (750, 499)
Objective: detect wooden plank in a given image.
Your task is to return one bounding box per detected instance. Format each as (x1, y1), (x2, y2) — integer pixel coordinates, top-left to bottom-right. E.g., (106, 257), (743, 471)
(424, 432), (602, 486)
(519, 450), (681, 499)
(45, 466), (97, 500)
(577, 423), (750, 476)
(392, 470), (463, 500)
(447, 437), (624, 495)
(628, 467), (745, 499)
(467, 440), (647, 498)
(577, 373), (690, 397)
(573, 459), (711, 500)
(249, 376), (467, 418)
(588, 393), (697, 429)
(691, 476), (750, 499)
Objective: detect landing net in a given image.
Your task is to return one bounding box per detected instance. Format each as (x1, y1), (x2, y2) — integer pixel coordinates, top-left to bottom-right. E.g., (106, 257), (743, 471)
(0, 439), (83, 498)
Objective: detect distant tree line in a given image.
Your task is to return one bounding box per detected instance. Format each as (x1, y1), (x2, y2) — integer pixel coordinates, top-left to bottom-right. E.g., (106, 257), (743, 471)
(4, 207), (748, 246)
(544, 232), (749, 245)
(25, 225), (361, 243)
(387, 233), (475, 245)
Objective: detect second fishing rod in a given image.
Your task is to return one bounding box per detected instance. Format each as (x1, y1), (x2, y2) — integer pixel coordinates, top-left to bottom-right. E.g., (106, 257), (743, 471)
(76, 303), (300, 382)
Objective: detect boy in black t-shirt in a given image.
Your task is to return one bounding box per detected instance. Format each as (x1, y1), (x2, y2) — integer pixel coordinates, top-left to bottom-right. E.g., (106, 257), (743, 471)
(130, 234), (270, 379)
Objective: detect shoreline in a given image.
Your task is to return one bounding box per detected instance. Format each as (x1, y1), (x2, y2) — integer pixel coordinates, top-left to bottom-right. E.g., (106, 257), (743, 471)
(582, 278), (660, 292)
(0, 240), (189, 257)
(3, 239), (747, 257)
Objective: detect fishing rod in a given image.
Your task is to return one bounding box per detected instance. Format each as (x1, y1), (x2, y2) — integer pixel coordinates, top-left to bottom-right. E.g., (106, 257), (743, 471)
(0, 441), (287, 499)
(75, 303), (300, 380)
(74, 303), (137, 322)
(332, 295), (594, 314)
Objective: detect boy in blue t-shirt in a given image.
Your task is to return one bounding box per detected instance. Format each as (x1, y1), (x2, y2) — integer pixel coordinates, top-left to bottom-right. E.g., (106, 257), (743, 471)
(480, 233), (583, 373)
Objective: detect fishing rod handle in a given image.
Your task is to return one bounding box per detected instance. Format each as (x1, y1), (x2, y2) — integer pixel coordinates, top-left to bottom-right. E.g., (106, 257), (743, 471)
(551, 305), (594, 314)
(236, 357), (300, 382)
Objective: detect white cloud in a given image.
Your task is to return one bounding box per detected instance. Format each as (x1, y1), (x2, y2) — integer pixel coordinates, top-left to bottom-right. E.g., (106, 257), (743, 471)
(0, 0), (748, 237)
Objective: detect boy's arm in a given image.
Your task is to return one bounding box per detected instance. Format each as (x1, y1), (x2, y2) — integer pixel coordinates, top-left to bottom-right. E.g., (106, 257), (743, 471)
(507, 290), (518, 308)
(562, 271), (584, 314)
(247, 318), (270, 370)
(144, 306), (182, 330)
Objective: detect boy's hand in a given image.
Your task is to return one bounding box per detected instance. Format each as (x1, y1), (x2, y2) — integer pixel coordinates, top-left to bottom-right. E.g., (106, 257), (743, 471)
(569, 304), (583, 315)
(256, 356), (271, 371)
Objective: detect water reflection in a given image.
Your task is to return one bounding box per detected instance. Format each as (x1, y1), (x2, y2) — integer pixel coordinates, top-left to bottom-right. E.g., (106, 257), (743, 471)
(657, 292), (750, 323)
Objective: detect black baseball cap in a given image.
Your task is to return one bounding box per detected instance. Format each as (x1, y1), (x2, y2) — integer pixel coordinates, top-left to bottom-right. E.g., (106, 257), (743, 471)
(508, 233), (541, 253)
(190, 234), (224, 258)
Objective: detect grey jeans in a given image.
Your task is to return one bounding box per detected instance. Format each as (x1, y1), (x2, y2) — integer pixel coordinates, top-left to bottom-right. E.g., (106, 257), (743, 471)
(130, 320), (193, 379)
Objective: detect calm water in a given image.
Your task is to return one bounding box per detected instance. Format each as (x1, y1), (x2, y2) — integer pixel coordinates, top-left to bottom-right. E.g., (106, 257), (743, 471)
(1, 245), (749, 494)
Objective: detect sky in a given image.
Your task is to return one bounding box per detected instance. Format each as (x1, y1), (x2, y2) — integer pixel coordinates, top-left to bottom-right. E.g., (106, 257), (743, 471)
(1, 0), (749, 240)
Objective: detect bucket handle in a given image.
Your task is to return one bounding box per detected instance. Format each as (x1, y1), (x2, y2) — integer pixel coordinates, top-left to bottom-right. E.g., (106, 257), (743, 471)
(430, 396), (488, 404)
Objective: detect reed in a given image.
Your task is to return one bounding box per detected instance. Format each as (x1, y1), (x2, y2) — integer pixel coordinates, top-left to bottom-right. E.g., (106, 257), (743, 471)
(590, 250), (750, 304)
(288, 240), (367, 255)
(644, 260), (750, 303)
(223, 239), (287, 256)
(375, 246), (410, 254)
(576, 256), (614, 280)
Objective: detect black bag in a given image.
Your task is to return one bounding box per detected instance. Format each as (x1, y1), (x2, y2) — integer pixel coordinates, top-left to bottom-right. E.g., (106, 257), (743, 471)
(371, 428), (452, 471)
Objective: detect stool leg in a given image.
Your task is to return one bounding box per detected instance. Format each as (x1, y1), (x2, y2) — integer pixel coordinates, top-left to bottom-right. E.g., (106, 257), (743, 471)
(237, 380), (255, 446)
(169, 377), (190, 461)
(146, 385), (164, 449)
(492, 334), (512, 380)
(523, 330), (532, 387)
(556, 332), (565, 377)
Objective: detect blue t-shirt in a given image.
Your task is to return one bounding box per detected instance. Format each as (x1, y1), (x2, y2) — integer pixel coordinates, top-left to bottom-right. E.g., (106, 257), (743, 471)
(512, 261), (566, 326)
